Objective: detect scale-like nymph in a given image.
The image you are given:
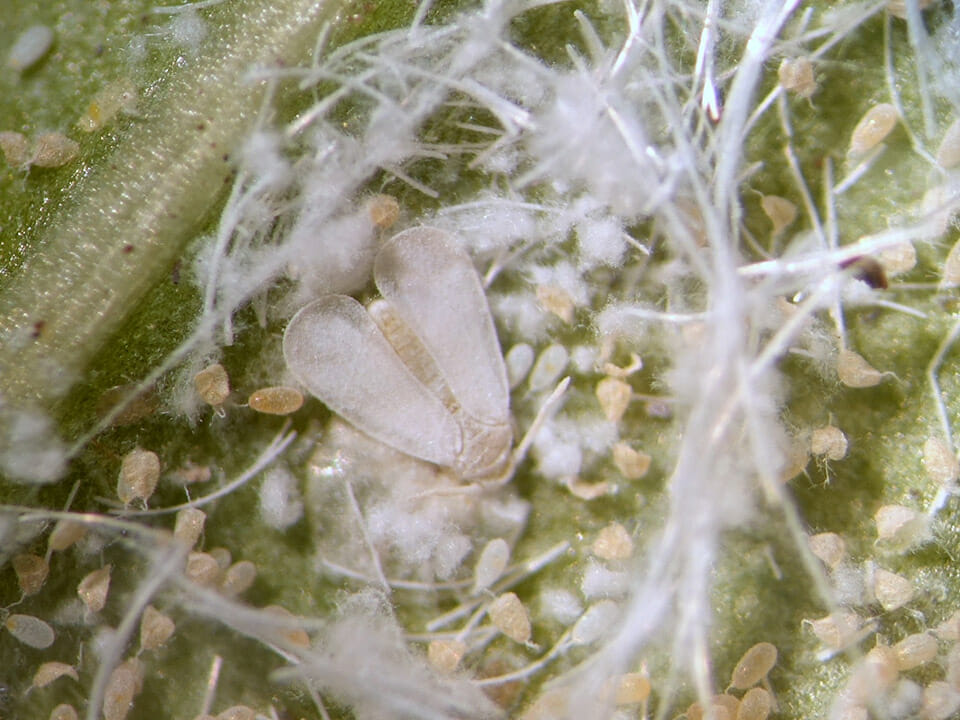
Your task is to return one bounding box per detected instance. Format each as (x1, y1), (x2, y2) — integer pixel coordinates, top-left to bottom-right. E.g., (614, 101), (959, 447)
(283, 227), (512, 480)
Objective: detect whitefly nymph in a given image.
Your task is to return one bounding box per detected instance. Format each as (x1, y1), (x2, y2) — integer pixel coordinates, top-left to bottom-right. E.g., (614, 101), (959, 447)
(282, 226), (513, 480)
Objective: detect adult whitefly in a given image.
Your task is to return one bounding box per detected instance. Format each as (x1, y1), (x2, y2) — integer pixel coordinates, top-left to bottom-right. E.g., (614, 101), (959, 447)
(5, 613), (55, 649)
(284, 227), (512, 480)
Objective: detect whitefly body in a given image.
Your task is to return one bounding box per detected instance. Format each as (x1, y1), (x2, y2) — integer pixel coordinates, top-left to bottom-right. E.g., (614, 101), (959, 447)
(283, 226), (512, 480)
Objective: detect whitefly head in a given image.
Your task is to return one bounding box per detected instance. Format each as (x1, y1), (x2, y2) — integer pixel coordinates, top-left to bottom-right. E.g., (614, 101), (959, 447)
(283, 226), (512, 480)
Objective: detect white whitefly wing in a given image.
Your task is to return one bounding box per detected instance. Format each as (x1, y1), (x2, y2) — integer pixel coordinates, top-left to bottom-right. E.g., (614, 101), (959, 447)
(374, 227), (510, 426)
(283, 294), (462, 467)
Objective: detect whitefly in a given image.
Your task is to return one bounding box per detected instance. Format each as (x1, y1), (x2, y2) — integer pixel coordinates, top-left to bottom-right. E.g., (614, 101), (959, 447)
(283, 226), (513, 480)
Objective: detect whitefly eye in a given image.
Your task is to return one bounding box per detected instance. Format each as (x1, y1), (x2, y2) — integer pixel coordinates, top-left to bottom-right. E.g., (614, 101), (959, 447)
(283, 226), (512, 480)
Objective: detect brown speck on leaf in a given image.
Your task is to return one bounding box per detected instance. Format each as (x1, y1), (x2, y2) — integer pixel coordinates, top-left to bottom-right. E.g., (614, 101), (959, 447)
(840, 256), (887, 289)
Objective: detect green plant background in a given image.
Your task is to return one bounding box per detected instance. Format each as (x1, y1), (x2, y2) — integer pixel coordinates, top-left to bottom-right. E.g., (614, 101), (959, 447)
(1, 1), (958, 719)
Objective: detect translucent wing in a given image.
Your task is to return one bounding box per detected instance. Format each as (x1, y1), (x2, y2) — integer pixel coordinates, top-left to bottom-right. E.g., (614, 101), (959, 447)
(374, 227), (510, 426)
(282, 294), (462, 467)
